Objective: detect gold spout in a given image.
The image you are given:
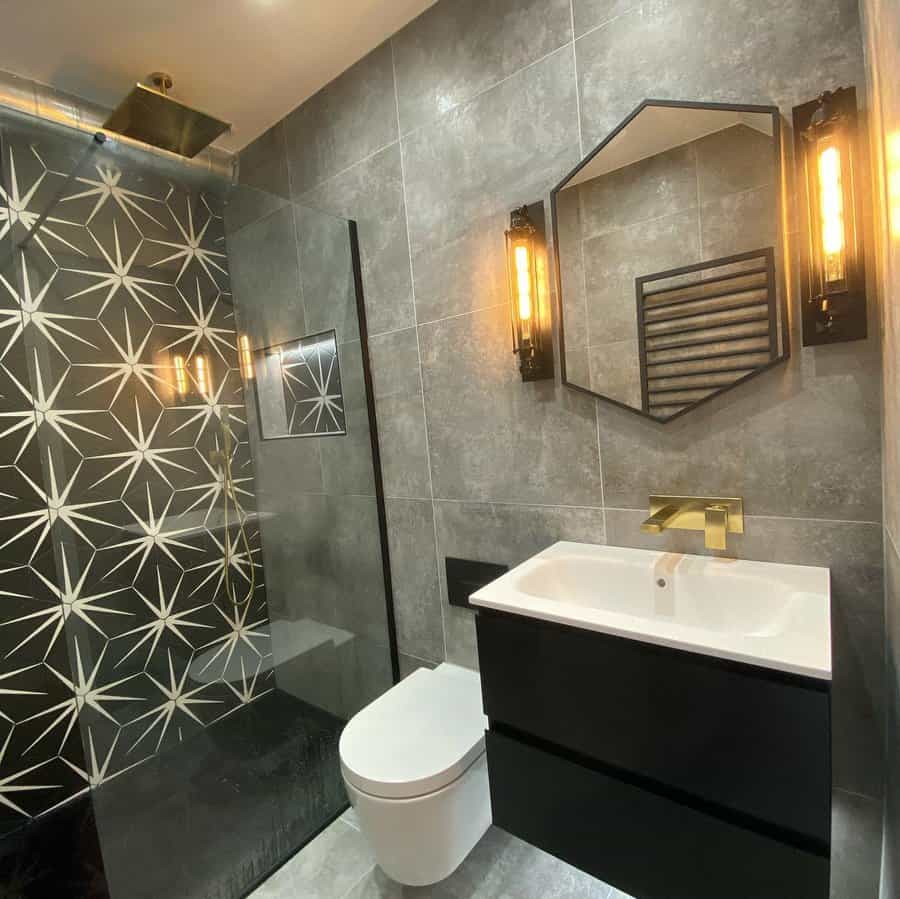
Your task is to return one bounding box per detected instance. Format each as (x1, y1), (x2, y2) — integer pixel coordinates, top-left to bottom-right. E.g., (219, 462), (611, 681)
(704, 504), (729, 550)
(641, 503), (688, 534)
(641, 495), (744, 551)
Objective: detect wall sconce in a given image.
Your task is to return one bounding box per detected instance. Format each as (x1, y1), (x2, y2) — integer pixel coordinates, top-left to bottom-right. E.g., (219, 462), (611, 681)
(173, 354), (188, 396)
(239, 334), (254, 380)
(506, 204), (553, 381)
(793, 86), (867, 345)
(194, 354), (210, 397)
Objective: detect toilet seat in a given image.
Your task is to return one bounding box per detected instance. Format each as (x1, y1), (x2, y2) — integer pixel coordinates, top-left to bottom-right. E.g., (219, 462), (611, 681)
(339, 664), (487, 800)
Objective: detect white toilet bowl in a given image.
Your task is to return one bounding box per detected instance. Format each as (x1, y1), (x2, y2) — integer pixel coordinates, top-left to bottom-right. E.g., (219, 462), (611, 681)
(338, 663), (491, 886)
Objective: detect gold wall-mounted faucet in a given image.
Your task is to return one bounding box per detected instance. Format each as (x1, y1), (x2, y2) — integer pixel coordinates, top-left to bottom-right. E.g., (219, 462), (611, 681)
(640, 495), (744, 550)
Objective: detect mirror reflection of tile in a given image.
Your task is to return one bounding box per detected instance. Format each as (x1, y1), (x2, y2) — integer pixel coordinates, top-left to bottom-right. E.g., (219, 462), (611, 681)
(254, 329), (346, 439)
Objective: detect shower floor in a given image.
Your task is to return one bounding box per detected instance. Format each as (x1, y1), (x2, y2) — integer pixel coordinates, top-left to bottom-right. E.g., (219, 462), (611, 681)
(93, 690), (347, 899)
(0, 691), (346, 899)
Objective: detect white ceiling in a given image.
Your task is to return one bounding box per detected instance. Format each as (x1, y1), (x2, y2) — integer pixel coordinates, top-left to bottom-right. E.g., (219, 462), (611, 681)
(0, 0), (436, 152)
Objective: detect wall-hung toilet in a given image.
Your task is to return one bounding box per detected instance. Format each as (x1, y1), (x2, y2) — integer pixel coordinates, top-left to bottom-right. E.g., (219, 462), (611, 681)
(338, 663), (491, 886)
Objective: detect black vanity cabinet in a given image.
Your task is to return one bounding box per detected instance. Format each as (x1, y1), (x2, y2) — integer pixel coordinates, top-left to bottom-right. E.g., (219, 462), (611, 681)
(476, 609), (831, 899)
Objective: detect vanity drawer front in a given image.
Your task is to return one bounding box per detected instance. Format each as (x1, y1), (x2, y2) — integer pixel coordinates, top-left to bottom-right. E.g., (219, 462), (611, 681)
(486, 729), (829, 899)
(476, 609), (831, 846)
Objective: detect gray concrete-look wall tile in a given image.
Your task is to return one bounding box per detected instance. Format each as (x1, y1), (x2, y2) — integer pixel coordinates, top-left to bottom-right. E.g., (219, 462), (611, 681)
(830, 789), (884, 899)
(604, 509), (884, 798)
(294, 204), (359, 344)
(318, 340), (376, 497)
(434, 499), (607, 669)
(368, 327), (431, 499)
(325, 494), (391, 644)
(435, 499), (607, 570)
(402, 46), (580, 324)
(398, 653), (437, 679)
(885, 536), (900, 893)
(420, 303), (603, 506)
(391, 0), (573, 135)
(300, 144), (414, 337)
(226, 123), (291, 235)
(573, 0), (639, 37)
(227, 204), (305, 350)
(577, 143), (697, 239)
(283, 41), (398, 196)
(385, 498), (444, 662)
(699, 184), (778, 263)
(694, 123), (776, 207)
(239, 122), (291, 200)
(575, 0), (865, 152)
(597, 338), (882, 522)
(583, 207), (700, 346)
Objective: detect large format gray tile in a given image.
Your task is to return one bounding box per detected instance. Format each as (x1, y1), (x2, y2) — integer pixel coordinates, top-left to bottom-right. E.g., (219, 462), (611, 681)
(576, 142), (697, 239)
(228, 204), (305, 350)
(385, 498), (444, 663)
(573, 0), (639, 37)
(284, 40), (398, 196)
(391, 0), (572, 135)
(583, 207), (700, 346)
(402, 46), (580, 324)
(319, 341), (377, 497)
(575, 0), (865, 152)
(326, 494), (392, 645)
(368, 328), (431, 500)
(228, 122), (291, 234)
(884, 537), (900, 896)
(420, 303), (603, 507)
(605, 510), (884, 799)
(301, 144), (415, 336)
(596, 338), (883, 523)
(830, 789), (884, 899)
(252, 818), (375, 899)
(345, 827), (612, 898)
(699, 183), (778, 263)
(295, 203), (359, 344)
(433, 499), (606, 669)
(694, 123), (776, 207)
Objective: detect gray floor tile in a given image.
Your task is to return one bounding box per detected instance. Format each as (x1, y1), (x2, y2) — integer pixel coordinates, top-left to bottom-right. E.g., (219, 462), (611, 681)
(251, 818), (375, 899)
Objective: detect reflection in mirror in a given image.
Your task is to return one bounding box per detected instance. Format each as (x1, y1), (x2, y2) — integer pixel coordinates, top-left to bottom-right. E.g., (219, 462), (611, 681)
(553, 101), (787, 422)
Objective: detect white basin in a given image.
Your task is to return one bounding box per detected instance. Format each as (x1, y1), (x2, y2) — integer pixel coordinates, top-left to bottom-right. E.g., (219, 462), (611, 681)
(470, 542), (831, 680)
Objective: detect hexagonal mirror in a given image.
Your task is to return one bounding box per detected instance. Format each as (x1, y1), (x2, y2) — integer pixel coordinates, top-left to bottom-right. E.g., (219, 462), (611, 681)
(551, 100), (788, 423)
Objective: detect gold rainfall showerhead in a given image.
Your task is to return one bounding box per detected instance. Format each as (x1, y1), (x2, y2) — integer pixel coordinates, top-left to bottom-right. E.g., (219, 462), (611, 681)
(103, 72), (231, 158)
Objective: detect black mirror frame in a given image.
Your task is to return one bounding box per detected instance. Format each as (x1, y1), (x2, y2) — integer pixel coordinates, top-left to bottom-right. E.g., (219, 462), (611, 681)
(549, 98), (790, 424)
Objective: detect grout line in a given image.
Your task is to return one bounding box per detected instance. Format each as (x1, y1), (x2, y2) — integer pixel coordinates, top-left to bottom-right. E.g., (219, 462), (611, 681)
(432, 497), (606, 512)
(281, 125), (327, 490)
(297, 137), (400, 200)
(603, 507), (883, 526)
(569, 0), (584, 159)
(574, 4), (644, 45)
(596, 408), (607, 539)
(415, 301), (508, 331)
(694, 148), (704, 258)
(390, 37), (447, 664)
(885, 526), (900, 560)
(396, 40), (575, 143)
(338, 862), (378, 899)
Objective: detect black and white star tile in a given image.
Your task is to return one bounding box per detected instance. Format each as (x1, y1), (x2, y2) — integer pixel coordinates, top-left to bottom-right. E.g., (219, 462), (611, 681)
(0, 124), (274, 837)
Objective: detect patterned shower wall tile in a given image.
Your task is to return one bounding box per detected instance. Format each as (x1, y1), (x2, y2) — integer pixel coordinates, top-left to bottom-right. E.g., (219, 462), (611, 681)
(0, 130), (97, 264)
(0, 126), (276, 831)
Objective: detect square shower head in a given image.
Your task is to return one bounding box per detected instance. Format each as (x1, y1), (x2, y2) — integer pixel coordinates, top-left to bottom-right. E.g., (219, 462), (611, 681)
(103, 82), (231, 158)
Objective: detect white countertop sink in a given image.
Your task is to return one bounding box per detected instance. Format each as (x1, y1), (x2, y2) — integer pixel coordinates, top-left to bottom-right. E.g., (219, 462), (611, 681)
(470, 542), (831, 680)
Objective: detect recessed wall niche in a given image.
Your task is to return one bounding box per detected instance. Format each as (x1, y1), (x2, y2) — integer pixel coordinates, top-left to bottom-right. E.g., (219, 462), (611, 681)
(253, 330), (347, 439)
